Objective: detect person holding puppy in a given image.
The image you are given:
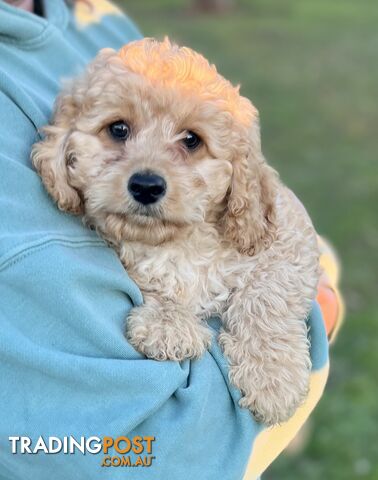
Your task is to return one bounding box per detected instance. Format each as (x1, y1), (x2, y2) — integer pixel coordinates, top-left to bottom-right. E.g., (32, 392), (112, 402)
(0, 1), (343, 479)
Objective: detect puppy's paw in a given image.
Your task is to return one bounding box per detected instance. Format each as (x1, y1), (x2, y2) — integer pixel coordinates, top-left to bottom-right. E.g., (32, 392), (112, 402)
(126, 303), (212, 361)
(236, 376), (309, 426)
(219, 330), (311, 426)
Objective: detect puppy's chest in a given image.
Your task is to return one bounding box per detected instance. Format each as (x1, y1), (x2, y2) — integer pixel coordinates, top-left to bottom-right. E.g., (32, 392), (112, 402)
(119, 240), (232, 314)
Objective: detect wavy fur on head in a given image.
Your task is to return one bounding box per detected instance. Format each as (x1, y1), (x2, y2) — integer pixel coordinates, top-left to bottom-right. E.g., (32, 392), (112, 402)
(32, 38), (320, 425)
(118, 37), (255, 127)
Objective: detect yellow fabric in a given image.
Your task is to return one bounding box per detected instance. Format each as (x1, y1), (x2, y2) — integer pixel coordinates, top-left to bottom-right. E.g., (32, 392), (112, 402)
(242, 365), (329, 480)
(74, 0), (122, 27)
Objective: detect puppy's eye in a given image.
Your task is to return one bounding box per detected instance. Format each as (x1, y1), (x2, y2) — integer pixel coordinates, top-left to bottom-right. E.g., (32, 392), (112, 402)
(182, 131), (202, 151)
(108, 121), (130, 141)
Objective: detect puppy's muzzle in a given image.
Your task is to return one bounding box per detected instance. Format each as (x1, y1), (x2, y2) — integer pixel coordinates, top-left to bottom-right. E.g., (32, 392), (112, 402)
(128, 171), (167, 205)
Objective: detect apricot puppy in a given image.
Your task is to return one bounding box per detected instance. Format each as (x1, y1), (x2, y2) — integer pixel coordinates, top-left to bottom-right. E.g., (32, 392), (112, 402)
(32, 38), (319, 425)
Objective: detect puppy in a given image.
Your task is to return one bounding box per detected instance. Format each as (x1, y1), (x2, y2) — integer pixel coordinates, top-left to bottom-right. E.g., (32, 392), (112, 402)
(32, 38), (320, 426)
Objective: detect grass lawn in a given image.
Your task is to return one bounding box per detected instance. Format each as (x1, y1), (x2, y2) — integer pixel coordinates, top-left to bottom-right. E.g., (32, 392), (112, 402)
(116, 1), (378, 478)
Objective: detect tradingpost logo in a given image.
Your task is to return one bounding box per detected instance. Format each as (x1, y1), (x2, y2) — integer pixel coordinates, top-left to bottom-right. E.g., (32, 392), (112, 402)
(8, 436), (156, 468)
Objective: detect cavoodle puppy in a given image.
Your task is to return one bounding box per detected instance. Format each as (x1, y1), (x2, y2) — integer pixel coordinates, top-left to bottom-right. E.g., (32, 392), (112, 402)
(32, 38), (320, 426)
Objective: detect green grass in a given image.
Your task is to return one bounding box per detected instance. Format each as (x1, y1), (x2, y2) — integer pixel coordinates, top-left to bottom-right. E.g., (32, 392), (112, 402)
(116, 1), (378, 478)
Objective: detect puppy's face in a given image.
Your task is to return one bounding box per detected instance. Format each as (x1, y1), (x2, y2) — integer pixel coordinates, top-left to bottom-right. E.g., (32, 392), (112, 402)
(64, 76), (236, 244)
(33, 39), (277, 253)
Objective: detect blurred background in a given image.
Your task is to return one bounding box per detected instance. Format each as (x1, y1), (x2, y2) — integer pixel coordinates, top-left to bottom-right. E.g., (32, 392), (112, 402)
(115, 1), (378, 478)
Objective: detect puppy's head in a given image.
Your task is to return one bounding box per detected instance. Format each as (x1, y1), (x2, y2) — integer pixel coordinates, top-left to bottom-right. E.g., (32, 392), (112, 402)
(32, 38), (277, 253)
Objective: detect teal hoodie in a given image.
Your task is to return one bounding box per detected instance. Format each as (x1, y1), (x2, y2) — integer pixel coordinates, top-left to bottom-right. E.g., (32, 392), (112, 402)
(0, 2), (329, 479)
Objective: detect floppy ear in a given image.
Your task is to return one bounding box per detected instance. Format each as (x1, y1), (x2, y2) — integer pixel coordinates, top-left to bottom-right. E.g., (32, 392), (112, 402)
(222, 116), (278, 256)
(32, 48), (119, 215)
(32, 89), (83, 215)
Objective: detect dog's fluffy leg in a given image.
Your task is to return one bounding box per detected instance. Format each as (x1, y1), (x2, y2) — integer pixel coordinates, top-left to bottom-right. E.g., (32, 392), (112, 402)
(126, 296), (212, 361)
(219, 281), (312, 426)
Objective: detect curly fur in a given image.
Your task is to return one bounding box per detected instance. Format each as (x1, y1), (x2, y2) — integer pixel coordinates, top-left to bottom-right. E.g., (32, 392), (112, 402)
(32, 38), (320, 426)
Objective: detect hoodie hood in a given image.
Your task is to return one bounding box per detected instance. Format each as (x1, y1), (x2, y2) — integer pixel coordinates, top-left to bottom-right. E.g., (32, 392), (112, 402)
(0, 0), (69, 45)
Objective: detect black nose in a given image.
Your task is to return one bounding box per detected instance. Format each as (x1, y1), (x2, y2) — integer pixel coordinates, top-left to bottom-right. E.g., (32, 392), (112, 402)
(128, 172), (167, 205)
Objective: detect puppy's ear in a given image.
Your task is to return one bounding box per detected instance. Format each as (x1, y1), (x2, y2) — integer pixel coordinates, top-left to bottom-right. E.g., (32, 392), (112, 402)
(32, 48), (120, 214)
(222, 113), (278, 255)
(32, 88), (83, 215)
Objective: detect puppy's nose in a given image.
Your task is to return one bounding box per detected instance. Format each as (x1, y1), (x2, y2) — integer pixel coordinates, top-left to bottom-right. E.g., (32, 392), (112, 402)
(128, 172), (167, 205)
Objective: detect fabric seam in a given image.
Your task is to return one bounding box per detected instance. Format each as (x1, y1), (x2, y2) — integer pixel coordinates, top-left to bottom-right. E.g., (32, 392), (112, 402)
(0, 26), (55, 50)
(0, 236), (107, 272)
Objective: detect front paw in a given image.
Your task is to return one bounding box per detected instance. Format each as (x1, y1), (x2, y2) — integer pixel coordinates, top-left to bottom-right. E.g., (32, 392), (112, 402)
(219, 331), (311, 426)
(126, 303), (212, 361)
(236, 374), (310, 426)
